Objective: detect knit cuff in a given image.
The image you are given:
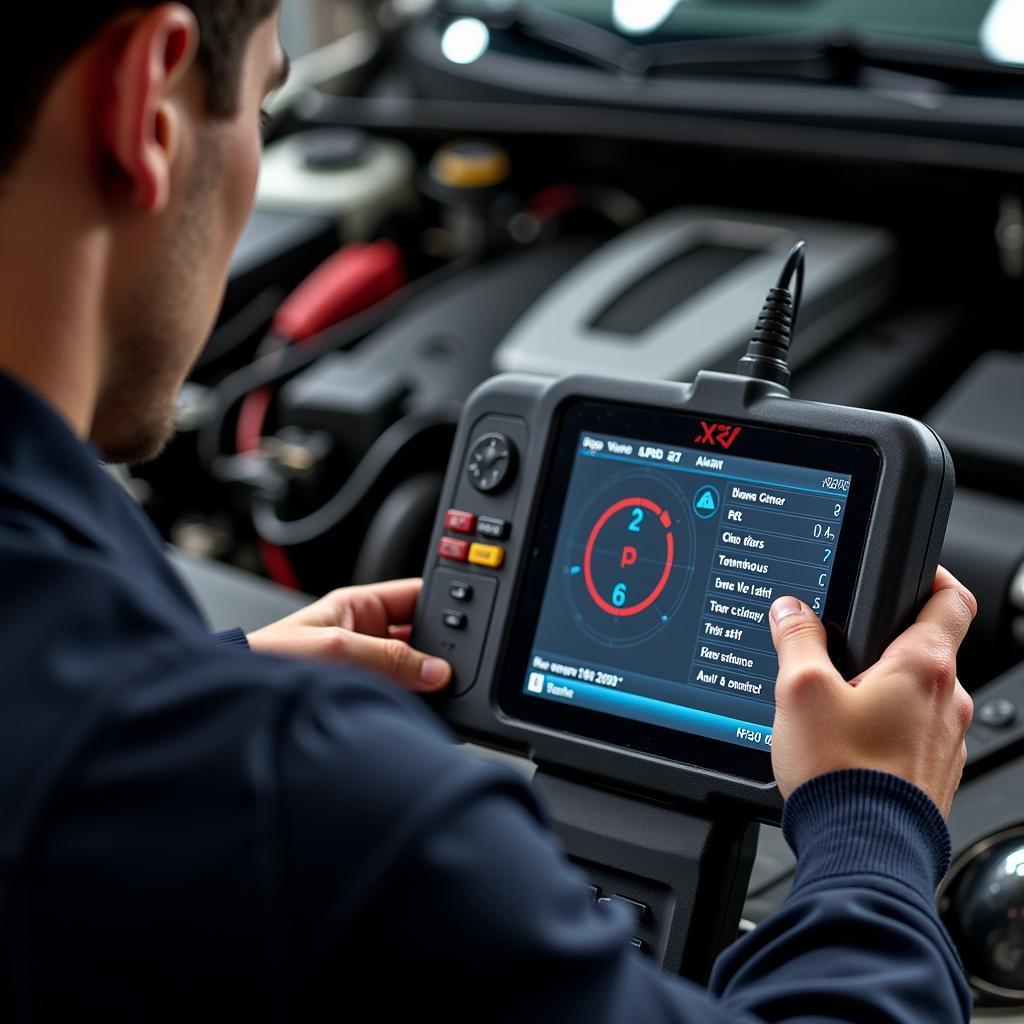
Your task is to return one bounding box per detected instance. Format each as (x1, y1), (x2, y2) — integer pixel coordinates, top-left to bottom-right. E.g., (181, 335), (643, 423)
(782, 769), (951, 902)
(212, 627), (251, 651)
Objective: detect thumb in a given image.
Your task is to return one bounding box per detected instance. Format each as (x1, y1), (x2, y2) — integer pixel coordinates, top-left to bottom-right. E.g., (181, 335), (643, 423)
(769, 597), (841, 695)
(329, 629), (452, 693)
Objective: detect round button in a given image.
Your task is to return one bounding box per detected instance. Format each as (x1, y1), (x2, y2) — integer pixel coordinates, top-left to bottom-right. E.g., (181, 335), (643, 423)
(978, 698), (1018, 729)
(466, 433), (516, 494)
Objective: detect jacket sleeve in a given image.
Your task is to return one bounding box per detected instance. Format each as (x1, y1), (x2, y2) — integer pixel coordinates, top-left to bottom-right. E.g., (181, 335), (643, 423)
(709, 769), (972, 1024)
(211, 627), (250, 649)
(296, 694), (971, 1024)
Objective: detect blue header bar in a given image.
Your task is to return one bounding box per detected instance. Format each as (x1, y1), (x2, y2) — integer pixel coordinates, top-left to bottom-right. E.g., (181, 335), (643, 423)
(578, 432), (851, 500)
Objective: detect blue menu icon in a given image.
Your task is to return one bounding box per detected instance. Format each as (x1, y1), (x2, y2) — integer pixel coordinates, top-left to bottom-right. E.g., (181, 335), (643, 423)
(694, 485), (720, 519)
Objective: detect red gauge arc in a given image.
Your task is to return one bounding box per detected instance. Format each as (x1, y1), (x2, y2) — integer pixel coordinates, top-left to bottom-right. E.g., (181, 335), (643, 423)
(583, 497), (675, 617)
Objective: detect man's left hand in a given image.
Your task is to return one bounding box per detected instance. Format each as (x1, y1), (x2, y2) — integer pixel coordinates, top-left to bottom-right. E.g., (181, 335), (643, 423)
(247, 579), (451, 694)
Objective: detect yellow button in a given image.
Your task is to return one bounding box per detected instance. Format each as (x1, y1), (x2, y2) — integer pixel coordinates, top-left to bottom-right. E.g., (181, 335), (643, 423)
(468, 543), (505, 569)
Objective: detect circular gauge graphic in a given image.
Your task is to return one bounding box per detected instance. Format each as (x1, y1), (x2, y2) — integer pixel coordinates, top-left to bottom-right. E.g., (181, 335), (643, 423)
(562, 470), (695, 647)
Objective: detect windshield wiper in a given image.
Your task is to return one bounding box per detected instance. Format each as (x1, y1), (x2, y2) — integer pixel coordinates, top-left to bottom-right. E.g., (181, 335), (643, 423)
(459, 3), (650, 75)
(644, 30), (1024, 88)
(447, 3), (1024, 89)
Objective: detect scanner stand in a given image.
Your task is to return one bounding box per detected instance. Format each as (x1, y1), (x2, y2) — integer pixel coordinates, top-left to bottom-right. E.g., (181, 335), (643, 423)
(533, 768), (758, 982)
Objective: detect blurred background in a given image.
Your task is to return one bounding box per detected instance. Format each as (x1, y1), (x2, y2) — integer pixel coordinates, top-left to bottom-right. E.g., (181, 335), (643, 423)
(146, 2), (1024, 1014)
(280, 0), (356, 55)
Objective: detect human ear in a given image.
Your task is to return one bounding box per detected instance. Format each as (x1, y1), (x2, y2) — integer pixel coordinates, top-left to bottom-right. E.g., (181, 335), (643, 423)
(101, 4), (200, 213)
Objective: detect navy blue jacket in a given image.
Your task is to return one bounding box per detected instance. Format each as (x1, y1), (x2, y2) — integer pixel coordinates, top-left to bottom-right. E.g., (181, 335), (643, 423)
(0, 371), (970, 1022)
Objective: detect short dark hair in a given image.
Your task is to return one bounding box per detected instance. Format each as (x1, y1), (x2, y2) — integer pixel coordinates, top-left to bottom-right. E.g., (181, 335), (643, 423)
(1, 1), (279, 175)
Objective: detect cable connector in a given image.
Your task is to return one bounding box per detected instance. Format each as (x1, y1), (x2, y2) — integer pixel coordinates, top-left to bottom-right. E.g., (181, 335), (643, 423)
(737, 241), (806, 391)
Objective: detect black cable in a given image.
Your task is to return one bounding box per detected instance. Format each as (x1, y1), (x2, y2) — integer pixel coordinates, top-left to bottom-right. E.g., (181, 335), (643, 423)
(776, 239), (806, 335)
(250, 408), (459, 548)
(736, 240), (807, 391)
(197, 259), (472, 472)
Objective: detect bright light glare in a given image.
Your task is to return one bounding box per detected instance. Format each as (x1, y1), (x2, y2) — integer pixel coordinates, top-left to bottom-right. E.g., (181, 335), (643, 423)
(612, 0), (682, 36)
(980, 0), (1024, 65)
(1004, 848), (1024, 877)
(441, 18), (491, 65)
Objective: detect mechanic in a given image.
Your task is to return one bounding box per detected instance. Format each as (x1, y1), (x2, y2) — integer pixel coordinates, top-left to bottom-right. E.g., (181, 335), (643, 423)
(0, 3), (976, 1021)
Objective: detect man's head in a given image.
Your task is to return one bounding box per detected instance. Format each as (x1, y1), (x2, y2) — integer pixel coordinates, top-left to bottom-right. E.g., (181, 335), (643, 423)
(0, 3), (288, 462)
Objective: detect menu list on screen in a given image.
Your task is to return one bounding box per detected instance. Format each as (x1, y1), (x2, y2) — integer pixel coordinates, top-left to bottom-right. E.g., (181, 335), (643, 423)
(521, 429), (852, 752)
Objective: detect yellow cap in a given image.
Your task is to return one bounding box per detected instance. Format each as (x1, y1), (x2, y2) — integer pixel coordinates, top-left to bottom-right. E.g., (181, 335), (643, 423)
(432, 140), (511, 190)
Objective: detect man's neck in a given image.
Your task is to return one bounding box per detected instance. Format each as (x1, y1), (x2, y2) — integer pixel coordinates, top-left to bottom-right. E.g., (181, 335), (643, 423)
(0, 179), (107, 441)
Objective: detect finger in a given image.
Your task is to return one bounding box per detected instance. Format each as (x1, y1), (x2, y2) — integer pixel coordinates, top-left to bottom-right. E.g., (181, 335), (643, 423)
(905, 567), (977, 649)
(953, 679), (974, 735)
(875, 571), (976, 685)
(769, 597), (843, 696)
(336, 579), (424, 636)
(363, 578), (423, 624)
(329, 629), (451, 693)
(389, 624), (413, 643)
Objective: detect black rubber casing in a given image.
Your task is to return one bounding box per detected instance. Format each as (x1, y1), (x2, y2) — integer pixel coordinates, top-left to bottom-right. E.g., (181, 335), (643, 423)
(414, 370), (954, 825)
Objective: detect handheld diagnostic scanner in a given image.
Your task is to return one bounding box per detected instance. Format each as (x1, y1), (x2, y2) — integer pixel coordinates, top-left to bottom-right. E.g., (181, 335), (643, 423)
(412, 243), (954, 977)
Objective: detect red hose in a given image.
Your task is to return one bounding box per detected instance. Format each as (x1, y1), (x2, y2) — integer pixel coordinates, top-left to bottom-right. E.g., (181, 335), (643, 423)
(235, 240), (408, 589)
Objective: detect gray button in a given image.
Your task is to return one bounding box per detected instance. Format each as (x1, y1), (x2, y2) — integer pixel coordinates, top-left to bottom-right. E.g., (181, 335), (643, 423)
(978, 698), (1018, 729)
(611, 895), (648, 924)
(477, 516), (510, 541)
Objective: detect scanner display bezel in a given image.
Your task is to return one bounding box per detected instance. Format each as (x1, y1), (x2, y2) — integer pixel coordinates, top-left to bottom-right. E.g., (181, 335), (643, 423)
(497, 398), (881, 784)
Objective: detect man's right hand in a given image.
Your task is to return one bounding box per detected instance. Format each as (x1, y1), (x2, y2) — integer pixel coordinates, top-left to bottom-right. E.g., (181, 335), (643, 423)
(769, 566), (976, 817)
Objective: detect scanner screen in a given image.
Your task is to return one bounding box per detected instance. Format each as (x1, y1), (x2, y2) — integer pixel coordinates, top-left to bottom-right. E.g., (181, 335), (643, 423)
(500, 401), (879, 778)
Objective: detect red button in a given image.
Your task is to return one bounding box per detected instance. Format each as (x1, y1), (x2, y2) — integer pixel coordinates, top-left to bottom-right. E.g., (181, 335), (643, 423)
(445, 509), (478, 534)
(438, 537), (470, 561)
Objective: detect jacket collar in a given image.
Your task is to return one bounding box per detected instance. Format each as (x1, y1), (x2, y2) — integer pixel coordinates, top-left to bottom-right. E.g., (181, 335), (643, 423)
(0, 369), (160, 557)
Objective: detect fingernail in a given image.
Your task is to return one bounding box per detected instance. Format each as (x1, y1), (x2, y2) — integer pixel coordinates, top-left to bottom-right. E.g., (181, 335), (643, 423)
(420, 657), (451, 689)
(771, 597), (803, 625)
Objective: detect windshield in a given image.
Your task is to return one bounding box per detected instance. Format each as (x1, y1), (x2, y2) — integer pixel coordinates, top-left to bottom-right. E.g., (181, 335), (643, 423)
(441, 0), (1024, 67)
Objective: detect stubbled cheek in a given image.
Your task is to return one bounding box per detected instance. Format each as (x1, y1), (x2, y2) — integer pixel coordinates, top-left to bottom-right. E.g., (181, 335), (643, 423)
(243, 132), (263, 208)
(231, 132), (263, 233)
(207, 135), (261, 291)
